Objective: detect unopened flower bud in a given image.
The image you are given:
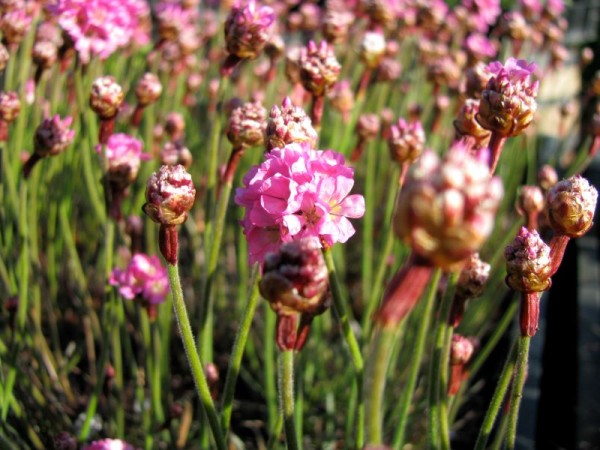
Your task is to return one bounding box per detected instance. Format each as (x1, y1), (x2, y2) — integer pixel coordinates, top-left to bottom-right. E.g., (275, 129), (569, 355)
(517, 185), (544, 229)
(90, 76), (124, 120)
(394, 143), (503, 271)
(450, 334), (474, 365)
(476, 58), (539, 138)
(164, 112), (185, 141)
(265, 97), (318, 151)
(299, 40), (341, 97)
(537, 164), (558, 191)
(387, 118), (425, 164)
(226, 100), (267, 149)
(454, 98), (491, 147)
(0, 42), (8, 70)
(143, 165), (196, 227)
(455, 253), (490, 301)
(32, 40), (57, 70)
(356, 113), (381, 140)
(260, 237), (330, 351)
(135, 72), (162, 107)
(328, 79), (354, 120)
(545, 175), (598, 238)
(322, 8), (353, 44)
(505, 227), (552, 293)
(160, 141), (193, 169)
(0, 91), (20, 122)
(33, 114), (75, 158)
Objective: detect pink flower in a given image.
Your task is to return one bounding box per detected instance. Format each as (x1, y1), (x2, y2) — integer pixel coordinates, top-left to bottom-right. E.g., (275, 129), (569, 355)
(49, 0), (150, 64)
(82, 438), (136, 450)
(110, 254), (169, 305)
(463, 33), (497, 60)
(235, 143), (365, 264)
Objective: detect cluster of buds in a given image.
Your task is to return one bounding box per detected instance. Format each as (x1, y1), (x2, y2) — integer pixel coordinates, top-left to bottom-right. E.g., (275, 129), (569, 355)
(448, 334), (475, 396)
(298, 40), (341, 126)
(505, 227), (552, 336)
(131, 72), (163, 127)
(222, 0), (275, 76)
(516, 185), (545, 230)
(102, 133), (150, 220)
(449, 253), (490, 327)
(143, 165), (196, 265)
(376, 143), (503, 327)
(259, 238), (331, 351)
(265, 97), (318, 151)
(476, 58), (539, 173)
(89, 76), (124, 144)
(387, 118), (425, 184)
(23, 115), (75, 178)
(0, 90), (20, 141)
(350, 113), (381, 162)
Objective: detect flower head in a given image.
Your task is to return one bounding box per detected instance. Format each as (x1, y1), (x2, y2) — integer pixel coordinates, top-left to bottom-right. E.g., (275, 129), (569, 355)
(135, 72), (162, 107)
(476, 58), (539, 137)
(265, 97), (318, 151)
(0, 91), (20, 122)
(359, 31), (386, 69)
(226, 100), (267, 149)
(101, 133), (149, 190)
(455, 253), (490, 301)
(298, 40), (341, 97)
(453, 99), (491, 147)
(224, 0), (275, 60)
(110, 253), (169, 305)
(34, 115), (75, 157)
(505, 227), (551, 293)
(50, 0), (150, 64)
(90, 76), (124, 120)
(450, 334), (475, 365)
(545, 175), (598, 238)
(144, 165), (196, 226)
(235, 143), (365, 264)
(393, 142), (503, 270)
(387, 118), (426, 164)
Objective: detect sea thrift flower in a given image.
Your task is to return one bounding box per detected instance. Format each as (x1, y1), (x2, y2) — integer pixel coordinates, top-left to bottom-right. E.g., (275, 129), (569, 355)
(359, 31), (386, 69)
(322, 8), (354, 44)
(328, 80), (355, 123)
(102, 133), (149, 190)
(0, 90), (20, 123)
(476, 58), (539, 173)
(449, 253), (490, 327)
(110, 253), (169, 310)
(351, 113), (381, 162)
(463, 33), (497, 63)
(537, 164), (558, 191)
(463, 61), (493, 99)
(505, 227), (552, 335)
(517, 185), (544, 230)
(0, 42), (8, 70)
(23, 115), (75, 177)
(90, 76), (124, 120)
(32, 40), (58, 82)
(394, 143), (503, 271)
(387, 118), (425, 184)
(259, 237), (330, 350)
(164, 112), (185, 142)
(546, 175), (598, 239)
(226, 100), (267, 149)
(144, 165), (196, 264)
(50, 0), (150, 64)
(222, 0), (275, 75)
(448, 334), (475, 395)
(160, 141), (193, 169)
(265, 97), (318, 151)
(81, 438), (136, 450)
(235, 143), (365, 265)
(131, 72), (162, 127)
(1, 6), (31, 48)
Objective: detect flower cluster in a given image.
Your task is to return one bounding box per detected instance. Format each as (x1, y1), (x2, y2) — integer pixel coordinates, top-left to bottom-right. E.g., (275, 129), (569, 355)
(505, 227), (552, 293)
(476, 58), (540, 138)
(224, 0), (275, 60)
(110, 254), (169, 305)
(100, 133), (149, 189)
(50, 0), (150, 64)
(235, 143), (365, 264)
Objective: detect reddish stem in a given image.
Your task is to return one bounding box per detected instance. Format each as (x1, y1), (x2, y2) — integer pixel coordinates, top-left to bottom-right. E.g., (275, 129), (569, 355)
(548, 234), (570, 277)
(448, 295), (467, 328)
(220, 54), (242, 78)
(519, 291), (540, 337)
(525, 212), (538, 231)
(22, 153), (42, 179)
(310, 95), (325, 129)
(398, 162), (409, 187)
(99, 118), (115, 146)
(159, 225), (179, 265)
(356, 68), (372, 102)
(0, 119), (8, 142)
(294, 314), (314, 351)
(448, 364), (464, 396)
(131, 104), (145, 128)
(589, 136), (600, 158)
(374, 257), (434, 327)
(488, 131), (507, 175)
(350, 138), (366, 162)
(276, 313), (298, 352)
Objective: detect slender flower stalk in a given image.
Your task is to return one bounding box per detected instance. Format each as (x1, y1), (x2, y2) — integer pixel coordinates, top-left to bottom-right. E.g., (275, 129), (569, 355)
(279, 350), (300, 450)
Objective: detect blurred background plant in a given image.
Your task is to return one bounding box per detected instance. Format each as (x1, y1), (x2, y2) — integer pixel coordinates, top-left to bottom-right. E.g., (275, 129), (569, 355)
(0, 0), (599, 449)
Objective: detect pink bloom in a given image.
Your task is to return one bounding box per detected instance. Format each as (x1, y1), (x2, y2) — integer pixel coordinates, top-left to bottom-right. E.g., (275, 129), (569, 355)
(235, 143), (365, 264)
(464, 33), (497, 60)
(100, 133), (149, 167)
(49, 0), (150, 64)
(82, 438), (136, 450)
(110, 254), (169, 305)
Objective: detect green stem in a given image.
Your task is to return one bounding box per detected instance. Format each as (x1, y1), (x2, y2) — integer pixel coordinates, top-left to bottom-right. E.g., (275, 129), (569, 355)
(167, 263), (227, 450)
(365, 328), (397, 445)
(279, 350), (299, 450)
(474, 340), (519, 450)
(221, 266), (261, 434)
(264, 306), (278, 437)
(323, 247), (364, 448)
(151, 319), (165, 424)
(391, 268), (443, 450)
(361, 139), (376, 304)
(428, 272), (458, 450)
(506, 336), (531, 449)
